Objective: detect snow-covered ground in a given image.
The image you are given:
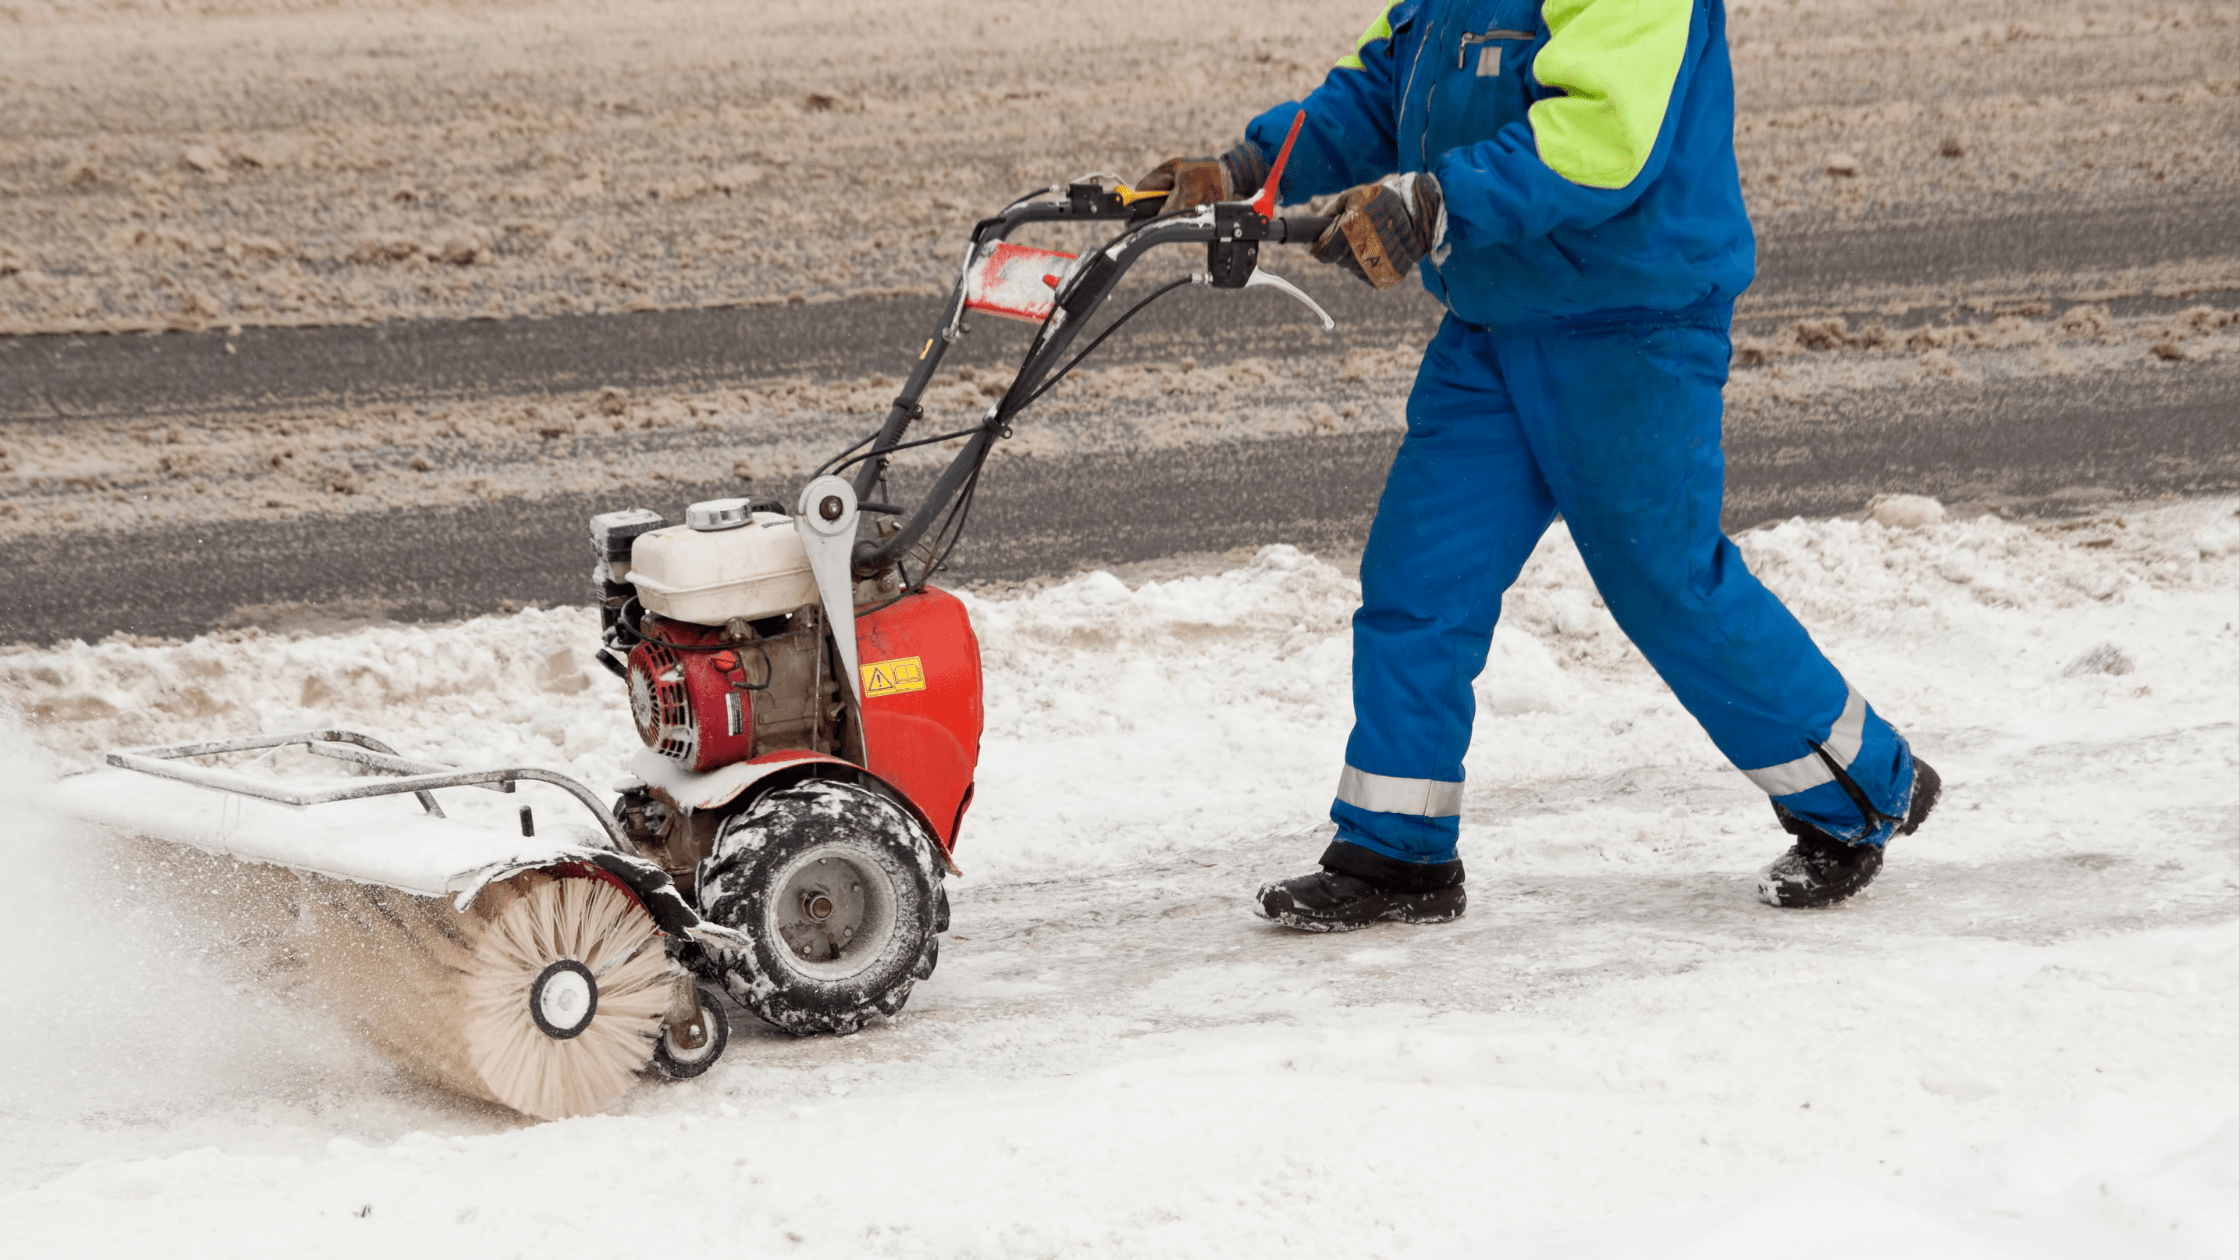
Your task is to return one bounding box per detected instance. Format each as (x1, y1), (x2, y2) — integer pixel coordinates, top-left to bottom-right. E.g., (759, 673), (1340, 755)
(3, 500), (2235, 1258)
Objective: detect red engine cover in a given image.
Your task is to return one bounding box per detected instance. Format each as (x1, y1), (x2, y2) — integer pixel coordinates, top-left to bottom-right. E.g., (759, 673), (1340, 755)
(627, 622), (756, 773)
(855, 587), (984, 851)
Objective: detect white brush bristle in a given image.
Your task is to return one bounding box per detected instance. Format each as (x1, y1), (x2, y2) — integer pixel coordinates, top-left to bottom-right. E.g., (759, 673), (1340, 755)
(123, 844), (683, 1123)
(461, 875), (676, 1120)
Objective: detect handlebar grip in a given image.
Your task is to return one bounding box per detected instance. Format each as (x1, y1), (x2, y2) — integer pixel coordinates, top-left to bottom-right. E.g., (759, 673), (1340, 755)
(1274, 214), (1334, 244)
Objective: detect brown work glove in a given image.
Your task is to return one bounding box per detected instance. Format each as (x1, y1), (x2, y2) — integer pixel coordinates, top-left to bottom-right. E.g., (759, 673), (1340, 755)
(1135, 142), (1271, 214)
(1313, 171), (1446, 289)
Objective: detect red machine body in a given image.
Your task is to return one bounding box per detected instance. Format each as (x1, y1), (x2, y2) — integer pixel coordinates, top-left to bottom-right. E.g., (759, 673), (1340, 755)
(623, 587), (984, 853)
(856, 587), (983, 850)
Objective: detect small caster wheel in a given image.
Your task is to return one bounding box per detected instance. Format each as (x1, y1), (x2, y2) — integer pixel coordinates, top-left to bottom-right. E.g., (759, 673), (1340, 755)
(651, 983), (729, 1079)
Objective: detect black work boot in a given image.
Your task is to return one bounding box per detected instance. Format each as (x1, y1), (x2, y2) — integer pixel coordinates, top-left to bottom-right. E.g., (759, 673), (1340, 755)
(1256, 842), (1466, 932)
(1758, 758), (1942, 908)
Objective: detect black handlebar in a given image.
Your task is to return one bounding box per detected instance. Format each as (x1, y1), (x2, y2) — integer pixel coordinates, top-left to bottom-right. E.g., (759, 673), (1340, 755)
(842, 188), (1340, 578)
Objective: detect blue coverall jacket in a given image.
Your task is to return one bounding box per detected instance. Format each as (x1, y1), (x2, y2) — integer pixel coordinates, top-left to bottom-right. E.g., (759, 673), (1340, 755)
(1244, 0), (1755, 331)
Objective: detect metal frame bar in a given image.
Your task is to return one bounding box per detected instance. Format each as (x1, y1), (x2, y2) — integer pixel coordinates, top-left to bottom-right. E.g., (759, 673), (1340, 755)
(101, 733), (750, 951)
(105, 729), (633, 852)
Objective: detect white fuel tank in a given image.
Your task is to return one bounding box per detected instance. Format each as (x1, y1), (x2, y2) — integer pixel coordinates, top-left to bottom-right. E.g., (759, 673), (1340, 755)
(627, 500), (819, 626)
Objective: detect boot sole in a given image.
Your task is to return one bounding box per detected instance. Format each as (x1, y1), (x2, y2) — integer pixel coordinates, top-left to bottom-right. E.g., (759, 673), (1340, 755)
(1257, 886), (1467, 933)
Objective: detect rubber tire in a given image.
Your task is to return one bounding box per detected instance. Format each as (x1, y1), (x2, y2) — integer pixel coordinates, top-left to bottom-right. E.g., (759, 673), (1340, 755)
(914, 882), (949, 981)
(697, 780), (940, 1036)
(649, 983), (730, 1079)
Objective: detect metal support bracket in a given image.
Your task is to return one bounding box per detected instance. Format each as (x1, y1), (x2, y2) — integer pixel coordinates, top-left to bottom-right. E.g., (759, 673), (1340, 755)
(795, 474), (865, 707)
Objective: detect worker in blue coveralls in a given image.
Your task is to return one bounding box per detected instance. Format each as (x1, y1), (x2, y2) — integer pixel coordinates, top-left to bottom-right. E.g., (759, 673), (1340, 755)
(1137, 0), (1940, 930)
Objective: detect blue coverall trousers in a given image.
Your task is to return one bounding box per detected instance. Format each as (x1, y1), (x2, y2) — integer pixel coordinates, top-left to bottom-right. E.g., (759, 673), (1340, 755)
(1331, 309), (1917, 866)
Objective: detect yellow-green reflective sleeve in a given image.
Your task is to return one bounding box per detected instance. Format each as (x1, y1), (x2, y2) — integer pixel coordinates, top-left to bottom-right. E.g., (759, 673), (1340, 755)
(1529, 0), (1693, 189)
(1336, 1), (1404, 70)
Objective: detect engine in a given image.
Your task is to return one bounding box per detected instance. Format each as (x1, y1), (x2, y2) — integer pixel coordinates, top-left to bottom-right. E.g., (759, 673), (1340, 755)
(592, 499), (853, 773)
(623, 610), (846, 772)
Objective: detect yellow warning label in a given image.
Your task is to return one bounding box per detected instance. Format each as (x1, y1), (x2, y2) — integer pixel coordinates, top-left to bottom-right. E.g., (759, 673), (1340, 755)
(860, 656), (927, 698)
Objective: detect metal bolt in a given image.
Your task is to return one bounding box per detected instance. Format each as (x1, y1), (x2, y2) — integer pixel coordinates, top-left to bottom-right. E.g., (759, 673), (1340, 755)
(819, 495), (844, 522)
(843, 927), (853, 939)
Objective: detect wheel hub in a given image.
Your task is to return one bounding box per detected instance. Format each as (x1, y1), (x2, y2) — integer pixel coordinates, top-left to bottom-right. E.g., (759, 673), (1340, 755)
(528, 958), (599, 1040)
(769, 846), (897, 980)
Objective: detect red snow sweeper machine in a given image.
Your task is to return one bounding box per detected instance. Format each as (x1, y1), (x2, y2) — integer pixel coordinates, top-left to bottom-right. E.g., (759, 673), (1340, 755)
(48, 123), (1336, 1120)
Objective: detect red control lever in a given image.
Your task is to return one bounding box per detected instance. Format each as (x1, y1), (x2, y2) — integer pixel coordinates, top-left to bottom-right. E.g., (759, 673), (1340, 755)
(1250, 111), (1307, 219)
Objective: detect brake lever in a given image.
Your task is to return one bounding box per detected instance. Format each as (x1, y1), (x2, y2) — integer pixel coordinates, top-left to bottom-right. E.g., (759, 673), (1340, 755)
(1242, 267), (1336, 333)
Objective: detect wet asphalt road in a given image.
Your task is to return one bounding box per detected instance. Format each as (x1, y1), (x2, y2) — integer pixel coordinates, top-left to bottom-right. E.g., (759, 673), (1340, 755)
(3, 188), (2237, 644)
(10, 352), (2236, 645)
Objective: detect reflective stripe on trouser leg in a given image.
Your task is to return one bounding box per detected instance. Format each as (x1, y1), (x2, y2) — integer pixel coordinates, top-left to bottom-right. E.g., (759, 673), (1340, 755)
(1335, 765), (1464, 817)
(1741, 688), (1867, 798)
(1333, 318), (1555, 867)
(1738, 687), (1916, 847)
(1744, 686), (1916, 846)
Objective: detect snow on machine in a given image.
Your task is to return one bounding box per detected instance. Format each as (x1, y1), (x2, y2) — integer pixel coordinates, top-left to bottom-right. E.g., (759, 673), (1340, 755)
(44, 119), (1334, 1120)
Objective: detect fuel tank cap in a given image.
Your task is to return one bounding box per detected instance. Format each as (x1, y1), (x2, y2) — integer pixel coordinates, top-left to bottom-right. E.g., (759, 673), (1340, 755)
(684, 497), (755, 531)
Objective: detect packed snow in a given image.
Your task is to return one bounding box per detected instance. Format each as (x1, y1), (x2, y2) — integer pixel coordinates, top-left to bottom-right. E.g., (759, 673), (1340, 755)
(2, 499), (2235, 1257)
